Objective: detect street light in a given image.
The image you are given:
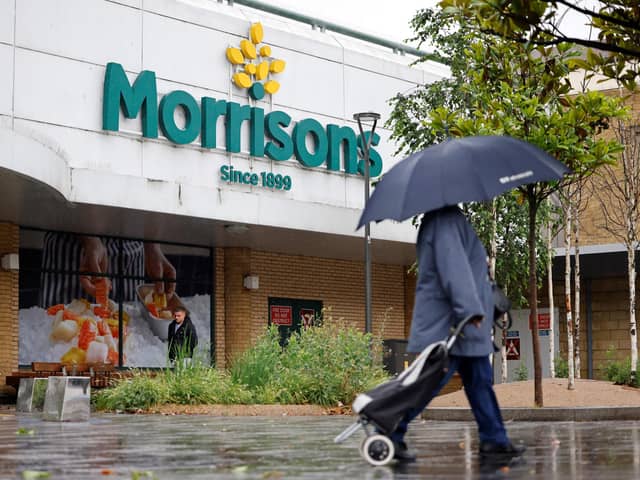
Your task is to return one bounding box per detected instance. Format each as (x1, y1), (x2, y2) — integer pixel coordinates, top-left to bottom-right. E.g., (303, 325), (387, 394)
(353, 111), (380, 336)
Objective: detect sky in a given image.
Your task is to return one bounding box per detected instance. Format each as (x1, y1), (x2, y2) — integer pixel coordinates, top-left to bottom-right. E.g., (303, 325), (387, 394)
(266, 0), (601, 50)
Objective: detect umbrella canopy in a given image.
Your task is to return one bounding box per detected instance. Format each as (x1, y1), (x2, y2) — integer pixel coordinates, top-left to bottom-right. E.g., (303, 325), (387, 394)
(357, 135), (570, 229)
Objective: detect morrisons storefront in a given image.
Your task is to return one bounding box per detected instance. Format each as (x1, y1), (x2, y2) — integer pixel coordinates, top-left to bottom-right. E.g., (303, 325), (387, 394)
(0, 0), (448, 388)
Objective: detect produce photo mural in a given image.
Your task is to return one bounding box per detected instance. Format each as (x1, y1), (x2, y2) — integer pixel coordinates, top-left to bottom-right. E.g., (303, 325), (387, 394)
(18, 230), (212, 368)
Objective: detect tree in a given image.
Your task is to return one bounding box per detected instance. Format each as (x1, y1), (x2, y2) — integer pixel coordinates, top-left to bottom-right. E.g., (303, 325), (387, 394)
(466, 196), (554, 383)
(389, 8), (545, 383)
(424, 28), (625, 406)
(593, 115), (640, 385)
(546, 198), (558, 378)
(440, 0), (640, 89)
(391, 7), (625, 405)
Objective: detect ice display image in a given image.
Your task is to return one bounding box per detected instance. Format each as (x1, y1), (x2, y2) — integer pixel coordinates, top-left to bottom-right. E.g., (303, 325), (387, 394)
(19, 294), (211, 368)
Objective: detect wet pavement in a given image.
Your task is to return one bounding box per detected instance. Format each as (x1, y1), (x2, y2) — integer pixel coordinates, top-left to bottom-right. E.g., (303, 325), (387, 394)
(1, 413), (639, 479)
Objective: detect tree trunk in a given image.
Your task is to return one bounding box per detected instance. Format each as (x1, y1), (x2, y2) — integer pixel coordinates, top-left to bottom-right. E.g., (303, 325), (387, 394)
(547, 209), (556, 378)
(528, 192), (543, 406)
(490, 200), (497, 370)
(629, 245), (638, 385)
(573, 214), (581, 380)
(500, 284), (508, 384)
(565, 203), (575, 390)
(501, 325), (508, 383)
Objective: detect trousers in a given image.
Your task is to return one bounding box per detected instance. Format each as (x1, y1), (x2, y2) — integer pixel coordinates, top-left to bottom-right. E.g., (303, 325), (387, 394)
(390, 355), (509, 445)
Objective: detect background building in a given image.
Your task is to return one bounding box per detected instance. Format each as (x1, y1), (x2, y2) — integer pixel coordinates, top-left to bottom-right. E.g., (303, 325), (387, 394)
(0, 0), (448, 391)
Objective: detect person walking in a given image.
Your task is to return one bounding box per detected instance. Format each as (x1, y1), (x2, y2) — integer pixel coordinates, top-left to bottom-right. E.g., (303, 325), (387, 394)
(168, 306), (198, 366)
(390, 205), (525, 462)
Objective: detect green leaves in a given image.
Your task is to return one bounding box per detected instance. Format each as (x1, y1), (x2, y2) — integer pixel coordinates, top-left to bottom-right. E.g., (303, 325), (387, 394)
(442, 0), (640, 88)
(21, 472), (50, 480)
(231, 316), (387, 406)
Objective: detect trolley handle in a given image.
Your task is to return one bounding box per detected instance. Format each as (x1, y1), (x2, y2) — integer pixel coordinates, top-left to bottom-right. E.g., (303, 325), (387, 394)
(446, 315), (477, 350)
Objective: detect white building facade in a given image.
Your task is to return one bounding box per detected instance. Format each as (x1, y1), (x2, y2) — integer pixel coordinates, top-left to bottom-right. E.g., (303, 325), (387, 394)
(0, 0), (448, 380)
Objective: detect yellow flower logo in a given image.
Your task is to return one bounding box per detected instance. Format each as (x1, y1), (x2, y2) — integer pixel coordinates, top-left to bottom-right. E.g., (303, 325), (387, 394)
(226, 23), (286, 100)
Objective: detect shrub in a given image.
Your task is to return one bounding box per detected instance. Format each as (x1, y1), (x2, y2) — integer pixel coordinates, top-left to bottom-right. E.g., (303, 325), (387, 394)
(554, 356), (569, 378)
(97, 310), (390, 409)
(514, 362), (529, 381)
(230, 326), (282, 389)
(164, 355), (252, 405)
(93, 370), (168, 411)
(230, 313), (389, 406)
(602, 347), (637, 387)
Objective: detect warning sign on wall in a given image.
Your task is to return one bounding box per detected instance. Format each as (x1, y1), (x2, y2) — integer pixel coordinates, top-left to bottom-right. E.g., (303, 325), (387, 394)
(529, 312), (551, 330)
(506, 338), (521, 360)
(300, 308), (315, 328)
(271, 305), (292, 326)
(538, 313), (550, 329)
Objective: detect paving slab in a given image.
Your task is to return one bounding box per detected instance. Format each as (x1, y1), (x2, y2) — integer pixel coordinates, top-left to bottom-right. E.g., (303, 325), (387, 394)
(1, 413), (640, 479)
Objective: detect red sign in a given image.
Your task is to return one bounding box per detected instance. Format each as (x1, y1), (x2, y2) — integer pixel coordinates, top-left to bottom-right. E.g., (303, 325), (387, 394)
(506, 338), (520, 360)
(271, 305), (292, 326)
(300, 308), (315, 328)
(538, 313), (550, 329)
(529, 312), (551, 330)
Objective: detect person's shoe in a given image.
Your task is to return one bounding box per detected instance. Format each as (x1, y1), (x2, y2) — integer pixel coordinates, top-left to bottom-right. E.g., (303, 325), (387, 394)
(393, 441), (417, 463)
(479, 441), (526, 457)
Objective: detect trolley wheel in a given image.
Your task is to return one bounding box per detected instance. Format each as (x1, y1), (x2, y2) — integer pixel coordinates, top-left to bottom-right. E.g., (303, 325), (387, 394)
(361, 435), (395, 466)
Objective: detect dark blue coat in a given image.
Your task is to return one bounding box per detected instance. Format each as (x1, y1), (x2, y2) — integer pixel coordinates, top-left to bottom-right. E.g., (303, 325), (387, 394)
(407, 206), (495, 356)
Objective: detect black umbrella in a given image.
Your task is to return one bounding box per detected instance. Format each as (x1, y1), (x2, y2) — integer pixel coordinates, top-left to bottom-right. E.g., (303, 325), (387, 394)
(357, 135), (570, 229)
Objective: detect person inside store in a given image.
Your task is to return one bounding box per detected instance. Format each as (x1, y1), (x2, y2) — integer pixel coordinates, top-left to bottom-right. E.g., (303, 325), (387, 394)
(388, 206), (526, 462)
(39, 233), (176, 306)
(167, 306), (198, 366)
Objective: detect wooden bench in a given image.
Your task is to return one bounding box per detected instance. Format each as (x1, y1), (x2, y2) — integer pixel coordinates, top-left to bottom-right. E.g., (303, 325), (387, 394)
(87, 362), (115, 388)
(31, 362), (64, 375)
(6, 362), (116, 390)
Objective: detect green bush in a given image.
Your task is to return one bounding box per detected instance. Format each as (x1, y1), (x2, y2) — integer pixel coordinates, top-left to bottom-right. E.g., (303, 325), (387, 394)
(230, 316), (388, 406)
(514, 362), (529, 381)
(164, 356), (252, 405)
(602, 347), (637, 387)
(93, 370), (168, 410)
(554, 356), (569, 378)
(97, 311), (390, 410)
(230, 326), (283, 389)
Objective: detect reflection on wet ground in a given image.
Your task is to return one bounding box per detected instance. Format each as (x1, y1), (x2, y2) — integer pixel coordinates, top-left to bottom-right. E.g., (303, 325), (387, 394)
(0, 413), (639, 479)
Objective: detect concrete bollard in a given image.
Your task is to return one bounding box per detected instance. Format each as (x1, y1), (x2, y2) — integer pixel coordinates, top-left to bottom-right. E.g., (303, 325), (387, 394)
(16, 378), (48, 413)
(42, 376), (91, 422)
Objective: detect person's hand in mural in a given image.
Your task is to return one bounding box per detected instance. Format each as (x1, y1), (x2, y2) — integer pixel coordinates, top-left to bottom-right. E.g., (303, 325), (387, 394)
(144, 243), (177, 299)
(79, 236), (112, 298)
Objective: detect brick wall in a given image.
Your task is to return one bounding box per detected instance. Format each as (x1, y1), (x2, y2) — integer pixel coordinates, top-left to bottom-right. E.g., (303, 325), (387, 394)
(220, 247), (410, 365)
(580, 89), (640, 247)
(214, 247), (226, 368)
(0, 223), (19, 393)
(223, 248), (252, 366)
(251, 251), (407, 338)
(550, 276), (638, 379)
(404, 268), (417, 338)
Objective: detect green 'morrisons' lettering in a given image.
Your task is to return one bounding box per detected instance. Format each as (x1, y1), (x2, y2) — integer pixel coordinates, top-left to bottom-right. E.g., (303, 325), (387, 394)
(103, 62), (158, 138)
(226, 103), (252, 153)
(250, 107), (265, 157)
(159, 90), (200, 144)
(265, 111), (293, 161)
(201, 97), (227, 149)
(102, 63), (383, 176)
(357, 131), (383, 178)
(327, 125), (358, 174)
(293, 119), (328, 168)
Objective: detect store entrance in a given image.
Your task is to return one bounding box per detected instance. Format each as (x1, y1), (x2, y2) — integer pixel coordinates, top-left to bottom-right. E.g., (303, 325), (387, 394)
(268, 297), (322, 345)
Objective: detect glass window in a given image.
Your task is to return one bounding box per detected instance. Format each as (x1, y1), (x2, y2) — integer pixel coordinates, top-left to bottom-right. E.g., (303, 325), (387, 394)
(18, 229), (213, 368)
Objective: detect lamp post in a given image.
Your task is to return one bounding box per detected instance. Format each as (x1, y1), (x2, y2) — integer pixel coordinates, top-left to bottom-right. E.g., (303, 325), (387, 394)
(353, 111), (380, 336)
